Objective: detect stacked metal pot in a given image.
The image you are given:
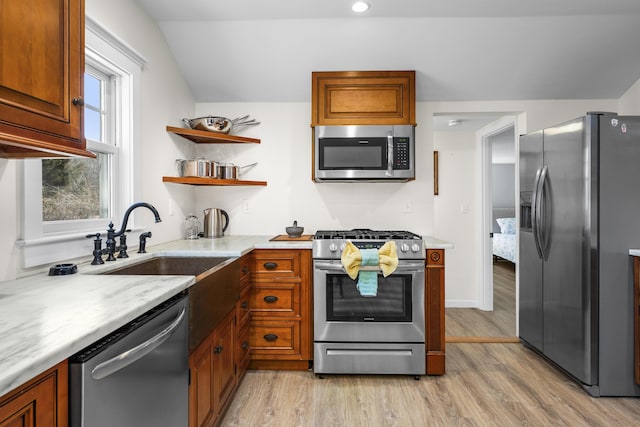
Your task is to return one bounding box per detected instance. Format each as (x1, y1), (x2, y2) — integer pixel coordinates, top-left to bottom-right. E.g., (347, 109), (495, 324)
(175, 158), (257, 180)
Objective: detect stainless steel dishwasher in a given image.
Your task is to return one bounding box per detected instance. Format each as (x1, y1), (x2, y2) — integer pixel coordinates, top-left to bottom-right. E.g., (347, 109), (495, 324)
(69, 291), (189, 427)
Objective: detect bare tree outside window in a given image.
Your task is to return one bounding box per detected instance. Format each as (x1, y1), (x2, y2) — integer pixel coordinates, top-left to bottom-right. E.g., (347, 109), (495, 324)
(41, 69), (112, 223)
(42, 155), (108, 221)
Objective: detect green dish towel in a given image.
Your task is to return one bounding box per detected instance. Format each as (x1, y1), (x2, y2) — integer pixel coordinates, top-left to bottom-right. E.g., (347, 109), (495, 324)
(357, 248), (379, 297)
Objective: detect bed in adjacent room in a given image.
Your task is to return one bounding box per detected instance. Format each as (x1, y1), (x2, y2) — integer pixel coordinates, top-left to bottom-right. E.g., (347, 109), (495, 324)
(492, 208), (517, 264)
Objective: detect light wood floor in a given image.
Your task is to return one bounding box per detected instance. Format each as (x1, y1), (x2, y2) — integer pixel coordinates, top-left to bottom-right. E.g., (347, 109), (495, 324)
(221, 261), (640, 426)
(221, 343), (640, 426)
(446, 260), (516, 339)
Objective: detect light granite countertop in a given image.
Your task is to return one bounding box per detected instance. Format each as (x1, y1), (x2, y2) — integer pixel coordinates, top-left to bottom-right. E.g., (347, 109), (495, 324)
(629, 249), (640, 257)
(0, 234), (451, 397)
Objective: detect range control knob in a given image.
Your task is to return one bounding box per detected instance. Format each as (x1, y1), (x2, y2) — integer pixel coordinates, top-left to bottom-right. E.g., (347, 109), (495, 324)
(329, 243), (338, 252)
(340, 243), (347, 252)
(411, 243), (421, 253)
(400, 243), (410, 253)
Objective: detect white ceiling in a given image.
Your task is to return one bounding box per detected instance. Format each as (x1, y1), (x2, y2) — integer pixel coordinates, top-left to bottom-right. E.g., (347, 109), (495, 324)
(133, 0), (640, 104)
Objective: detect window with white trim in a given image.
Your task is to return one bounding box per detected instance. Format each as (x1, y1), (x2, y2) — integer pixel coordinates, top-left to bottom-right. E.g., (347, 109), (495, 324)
(41, 63), (117, 231)
(20, 18), (145, 268)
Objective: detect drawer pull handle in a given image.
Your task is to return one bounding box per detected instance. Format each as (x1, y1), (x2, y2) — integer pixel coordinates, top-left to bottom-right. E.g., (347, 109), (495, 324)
(263, 333), (278, 342)
(264, 262), (278, 270)
(214, 345), (223, 354)
(242, 341), (249, 350)
(241, 301), (249, 309)
(263, 295), (278, 303)
(242, 266), (249, 274)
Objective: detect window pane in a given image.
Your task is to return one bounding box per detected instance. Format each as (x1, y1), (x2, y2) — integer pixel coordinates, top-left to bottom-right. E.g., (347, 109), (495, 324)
(84, 108), (102, 142)
(42, 154), (110, 221)
(84, 73), (101, 108)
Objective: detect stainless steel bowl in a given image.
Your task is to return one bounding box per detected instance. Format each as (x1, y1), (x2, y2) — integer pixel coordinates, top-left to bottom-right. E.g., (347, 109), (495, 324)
(182, 115), (260, 134)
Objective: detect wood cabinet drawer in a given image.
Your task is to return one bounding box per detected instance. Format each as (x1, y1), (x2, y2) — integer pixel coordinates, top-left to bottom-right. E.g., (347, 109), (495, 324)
(235, 321), (251, 376)
(239, 254), (251, 287)
(250, 282), (300, 317)
(236, 285), (251, 326)
(252, 251), (301, 278)
(250, 320), (301, 358)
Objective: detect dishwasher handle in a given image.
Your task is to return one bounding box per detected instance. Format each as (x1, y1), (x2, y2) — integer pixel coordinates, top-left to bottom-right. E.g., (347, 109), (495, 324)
(91, 306), (186, 380)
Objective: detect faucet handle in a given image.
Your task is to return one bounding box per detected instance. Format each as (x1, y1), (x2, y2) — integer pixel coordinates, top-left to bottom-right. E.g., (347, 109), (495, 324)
(86, 233), (105, 265)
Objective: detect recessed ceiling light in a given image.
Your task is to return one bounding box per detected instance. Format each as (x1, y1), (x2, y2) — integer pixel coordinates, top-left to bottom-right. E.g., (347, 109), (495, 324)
(352, 2), (370, 13)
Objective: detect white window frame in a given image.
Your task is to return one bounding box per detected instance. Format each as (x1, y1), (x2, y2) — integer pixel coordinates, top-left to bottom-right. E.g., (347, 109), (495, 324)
(19, 17), (146, 268)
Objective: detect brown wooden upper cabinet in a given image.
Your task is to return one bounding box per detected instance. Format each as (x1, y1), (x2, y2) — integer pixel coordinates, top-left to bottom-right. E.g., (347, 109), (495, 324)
(0, 0), (94, 158)
(311, 70), (416, 126)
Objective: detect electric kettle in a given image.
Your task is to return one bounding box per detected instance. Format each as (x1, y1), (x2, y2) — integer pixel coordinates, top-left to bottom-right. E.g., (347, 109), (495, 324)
(203, 208), (229, 238)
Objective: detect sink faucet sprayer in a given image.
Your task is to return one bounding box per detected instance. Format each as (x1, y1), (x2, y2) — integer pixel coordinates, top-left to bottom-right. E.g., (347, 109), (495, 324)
(87, 202), (162, 264)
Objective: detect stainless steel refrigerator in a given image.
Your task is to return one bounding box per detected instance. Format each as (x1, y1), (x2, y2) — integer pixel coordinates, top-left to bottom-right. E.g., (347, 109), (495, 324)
(519, 112), (640, 397)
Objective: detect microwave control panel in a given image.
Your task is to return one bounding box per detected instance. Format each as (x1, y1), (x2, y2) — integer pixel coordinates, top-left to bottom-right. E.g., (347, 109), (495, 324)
(393, 137), (411, 169)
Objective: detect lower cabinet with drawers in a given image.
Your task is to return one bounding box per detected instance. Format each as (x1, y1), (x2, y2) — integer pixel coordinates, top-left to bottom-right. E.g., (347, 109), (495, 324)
(249, 249), (312, 370)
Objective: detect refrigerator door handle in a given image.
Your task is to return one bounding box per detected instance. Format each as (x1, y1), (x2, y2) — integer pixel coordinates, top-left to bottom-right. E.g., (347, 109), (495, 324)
(532, 166), (544, 259)
(537, 165), (549, 260)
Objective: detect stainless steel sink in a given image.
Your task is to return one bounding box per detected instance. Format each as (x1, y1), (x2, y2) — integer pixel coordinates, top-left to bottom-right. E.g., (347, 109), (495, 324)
(104, 256), (240, 352)
(103, 256), (231, 277)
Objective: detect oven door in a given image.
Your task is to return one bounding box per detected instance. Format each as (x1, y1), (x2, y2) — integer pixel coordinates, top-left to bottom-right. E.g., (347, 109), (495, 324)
(313, 260), (425, 343)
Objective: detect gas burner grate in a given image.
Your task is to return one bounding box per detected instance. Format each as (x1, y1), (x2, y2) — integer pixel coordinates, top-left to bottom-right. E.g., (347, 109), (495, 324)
(314, 229), (422, 240)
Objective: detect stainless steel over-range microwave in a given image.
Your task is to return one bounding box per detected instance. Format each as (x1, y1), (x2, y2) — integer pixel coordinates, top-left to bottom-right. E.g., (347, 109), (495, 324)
(313, 125), (415, 182)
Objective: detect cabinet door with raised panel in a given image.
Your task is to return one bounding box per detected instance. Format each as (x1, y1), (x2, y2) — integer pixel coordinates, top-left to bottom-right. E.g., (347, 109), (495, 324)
(0, 0), (89, 157)
(212, 311), (236, 413)
(311, 70), (416, 126)
(0, 361), (68, 427)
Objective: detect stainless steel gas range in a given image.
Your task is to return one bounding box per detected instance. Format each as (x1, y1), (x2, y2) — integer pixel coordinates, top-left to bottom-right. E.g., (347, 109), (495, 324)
(312, 229), (426, 376)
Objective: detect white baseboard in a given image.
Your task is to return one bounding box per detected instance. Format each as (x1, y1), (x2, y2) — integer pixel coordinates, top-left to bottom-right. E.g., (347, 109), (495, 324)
(445, 299), (480, 308)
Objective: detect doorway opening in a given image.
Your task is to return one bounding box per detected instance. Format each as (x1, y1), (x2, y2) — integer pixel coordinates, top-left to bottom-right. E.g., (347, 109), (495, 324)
(435, 113), (520, 342)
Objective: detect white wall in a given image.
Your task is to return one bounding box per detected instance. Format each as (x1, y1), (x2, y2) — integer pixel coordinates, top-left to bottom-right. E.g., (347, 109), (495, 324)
(619, 78), (640, 115)
(433, 131), (478, 306)
(85, 0), (196, 245)
(191, 102), (436, 237)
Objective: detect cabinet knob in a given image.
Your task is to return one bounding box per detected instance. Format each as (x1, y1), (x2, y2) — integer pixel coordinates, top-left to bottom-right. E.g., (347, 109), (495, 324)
(72, 97), (84, 106)
(263, 262), (278, 270)
(241, 301), (249, 309)
(263, 333), (278, 342)
(214, 345), (223, 354)
(242, 341), (249, 350)
(242, 267), (249, 274)
(263, 295), (278, 304)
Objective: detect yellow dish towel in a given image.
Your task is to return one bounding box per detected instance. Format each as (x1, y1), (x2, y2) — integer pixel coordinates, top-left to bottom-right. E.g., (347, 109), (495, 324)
(341, 241), (399, 280)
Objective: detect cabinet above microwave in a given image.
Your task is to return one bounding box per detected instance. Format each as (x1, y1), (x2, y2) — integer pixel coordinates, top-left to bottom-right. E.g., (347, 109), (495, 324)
(311, 70), (416, 126)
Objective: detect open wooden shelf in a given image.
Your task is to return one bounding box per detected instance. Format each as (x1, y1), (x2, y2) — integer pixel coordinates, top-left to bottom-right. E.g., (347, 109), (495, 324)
(166, 126), (261, 144)
(162, 176), (267, 186)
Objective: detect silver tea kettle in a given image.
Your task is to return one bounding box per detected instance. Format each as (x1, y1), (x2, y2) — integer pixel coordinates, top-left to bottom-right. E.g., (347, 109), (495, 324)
(203, 208), (229, 238)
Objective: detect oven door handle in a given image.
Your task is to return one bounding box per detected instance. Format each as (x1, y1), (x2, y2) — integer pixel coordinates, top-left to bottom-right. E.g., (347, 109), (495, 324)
(314, 260), (424, 273)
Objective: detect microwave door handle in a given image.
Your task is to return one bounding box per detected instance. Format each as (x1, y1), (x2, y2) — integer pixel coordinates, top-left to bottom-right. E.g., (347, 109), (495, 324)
(386, 133), (394, 177)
